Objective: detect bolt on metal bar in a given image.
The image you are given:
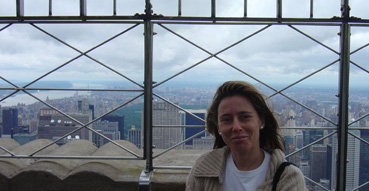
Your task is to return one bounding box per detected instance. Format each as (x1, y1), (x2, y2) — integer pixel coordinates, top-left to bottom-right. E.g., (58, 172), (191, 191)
(154, 24), (271, 88)
(288, 25), (340, 55)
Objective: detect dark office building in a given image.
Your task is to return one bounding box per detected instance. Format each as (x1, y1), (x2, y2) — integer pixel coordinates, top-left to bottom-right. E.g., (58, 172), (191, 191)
(101, 114), (124, 140)
(184, 110), (206, 149)
(2, 108), (18, 135)
(360, 130), (369, 191)
(310, 144), (331, 184)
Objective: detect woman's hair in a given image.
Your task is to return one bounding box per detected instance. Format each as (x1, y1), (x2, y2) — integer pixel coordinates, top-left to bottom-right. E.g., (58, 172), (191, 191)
(206, 81), (285, 152)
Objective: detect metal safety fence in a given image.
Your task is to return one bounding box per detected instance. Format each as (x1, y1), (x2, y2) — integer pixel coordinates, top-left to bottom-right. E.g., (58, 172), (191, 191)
(0, 0), (369, 190)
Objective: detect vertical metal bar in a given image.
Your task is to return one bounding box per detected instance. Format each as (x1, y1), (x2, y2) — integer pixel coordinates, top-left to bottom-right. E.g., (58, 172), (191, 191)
(244, 0), (247, 17)
(49, 0), (52, 16)
(336, 0), (350, 190)
(113, 0), (117, 16)
(16, 0), (24, 18)
(277, 0), (282, 19)
(310, 0), (314, 18)
(211, 0), (216, 18)
(178, 0), (182, 16)
(143, 0), (154, 175)
(80, 0), (86, 18)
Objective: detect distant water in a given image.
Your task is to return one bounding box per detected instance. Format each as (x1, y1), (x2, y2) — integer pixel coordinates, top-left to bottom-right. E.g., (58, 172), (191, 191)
(0, 83), (95, 107)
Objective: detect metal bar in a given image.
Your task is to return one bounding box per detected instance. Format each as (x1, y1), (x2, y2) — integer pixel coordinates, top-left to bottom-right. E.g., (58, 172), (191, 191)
(286, 130), (337, 158)
(0, 146), (16, 156)
(28, 92), (144, 157)
(350, 42), (369, 55)
(305, 176), (330, 191)
(49, 0), (52, 16)
(211, 0), (216, 18)
(80, 0), (87, 19)
(351, 61), (369, 74)
(154, 166), (192, 170)
(25, 23), (142, 89)
(348, 111), (369, 126)
(153, 93), (205, 122)
(267, 59), (339, 98)
(277, 0), (282, 19)
(153, 125), (205, 128)
(288, 25), (339, 55)
(352, 181), (369, 191)
(336, 0), (351, 189)
(16, 0), (24, 18)
(244, 0), (247, 17)
(348, 131), (369, 146)
(178, 0), (182, 16)
(310, 0), (314, 18)
(0, 87), (143, 92)
(113, 0), (117, 16)
(154, 24), (271, 88)
(0, 24), (12, 32)
(143, 0), (154, 173)
(153, 129), (208, 159)
(0, 155), (143, 160)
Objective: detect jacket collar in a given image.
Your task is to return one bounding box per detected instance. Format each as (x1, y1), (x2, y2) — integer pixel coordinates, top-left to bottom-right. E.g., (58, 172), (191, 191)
(193, 146), (230, 183)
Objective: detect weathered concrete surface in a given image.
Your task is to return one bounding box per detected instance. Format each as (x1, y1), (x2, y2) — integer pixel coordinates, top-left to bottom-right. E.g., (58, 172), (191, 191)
(0, 138), (208, 191)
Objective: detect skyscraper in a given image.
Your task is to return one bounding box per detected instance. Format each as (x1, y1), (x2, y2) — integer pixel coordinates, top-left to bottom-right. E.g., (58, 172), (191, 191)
(152, 102), (182, 149)
(101, 114), (124, 140)
(184, 109), (206, 150)
(2, 108), (18, 136)
(128, 126), (141, 148)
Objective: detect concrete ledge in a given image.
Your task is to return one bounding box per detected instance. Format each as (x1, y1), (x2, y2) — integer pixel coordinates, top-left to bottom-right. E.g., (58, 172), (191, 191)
(0, 138), (208, 191)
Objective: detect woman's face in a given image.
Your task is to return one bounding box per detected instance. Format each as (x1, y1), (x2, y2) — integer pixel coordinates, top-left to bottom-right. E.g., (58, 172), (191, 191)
(217, 95), (264, 153)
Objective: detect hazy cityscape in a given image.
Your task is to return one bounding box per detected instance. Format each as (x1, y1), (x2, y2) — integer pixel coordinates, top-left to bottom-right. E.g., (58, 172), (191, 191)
(1, 81), (369, 190)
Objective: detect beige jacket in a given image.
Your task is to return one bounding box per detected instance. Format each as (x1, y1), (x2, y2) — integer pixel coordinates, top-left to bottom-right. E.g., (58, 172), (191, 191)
(185, 147), (308, 191)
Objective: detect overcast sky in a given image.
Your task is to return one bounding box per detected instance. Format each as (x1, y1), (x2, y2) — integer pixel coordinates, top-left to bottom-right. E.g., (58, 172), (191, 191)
(0, 0), (368, 90)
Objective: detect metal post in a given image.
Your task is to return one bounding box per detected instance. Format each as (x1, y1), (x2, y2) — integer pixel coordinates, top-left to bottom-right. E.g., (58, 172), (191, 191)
(336, 0), (350, 190)
(49, 0), (52, 16)
(140, 0), (154, 190)
(80, 0), (86, 19)
(310, 0), (314, 18)
(178, 0), (182, 16)
(211, 0), (216, 18)
(16, 0), (24, 18)
(277, 0), (282, 19)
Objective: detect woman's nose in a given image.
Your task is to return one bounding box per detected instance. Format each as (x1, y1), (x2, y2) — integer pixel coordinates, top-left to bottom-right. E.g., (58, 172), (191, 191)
(232, 119), (242, 131)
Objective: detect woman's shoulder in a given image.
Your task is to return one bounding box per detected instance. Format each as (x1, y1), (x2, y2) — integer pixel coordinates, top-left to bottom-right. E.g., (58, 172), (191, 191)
(191, 146), (229, 176)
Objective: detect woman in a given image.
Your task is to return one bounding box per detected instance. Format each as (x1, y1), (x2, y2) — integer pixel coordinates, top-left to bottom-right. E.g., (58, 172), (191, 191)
(186, 81), (307, 191)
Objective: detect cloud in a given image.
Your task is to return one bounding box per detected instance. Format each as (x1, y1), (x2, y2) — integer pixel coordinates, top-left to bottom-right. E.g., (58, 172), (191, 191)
(0, 0), (368, 87)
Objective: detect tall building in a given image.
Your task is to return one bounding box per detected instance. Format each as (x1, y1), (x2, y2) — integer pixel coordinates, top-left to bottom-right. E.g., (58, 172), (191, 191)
(92, 120), (120, 147)
(38, 110), (92, 145)
(331, 129), (360, 190)
(101, 114), (124, 140)
(78, 98), (95, 119)
(184, 109), (206, 149)
(151, 102), (182, 149)
(128, 126), (141, 148)
(2, 108), (18, 136)
(310, 144), (328, 183)
(360, 129), (369, 191)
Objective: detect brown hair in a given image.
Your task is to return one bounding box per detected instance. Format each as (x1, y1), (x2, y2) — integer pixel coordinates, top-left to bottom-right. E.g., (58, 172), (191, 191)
(206, 81), (284, 152)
